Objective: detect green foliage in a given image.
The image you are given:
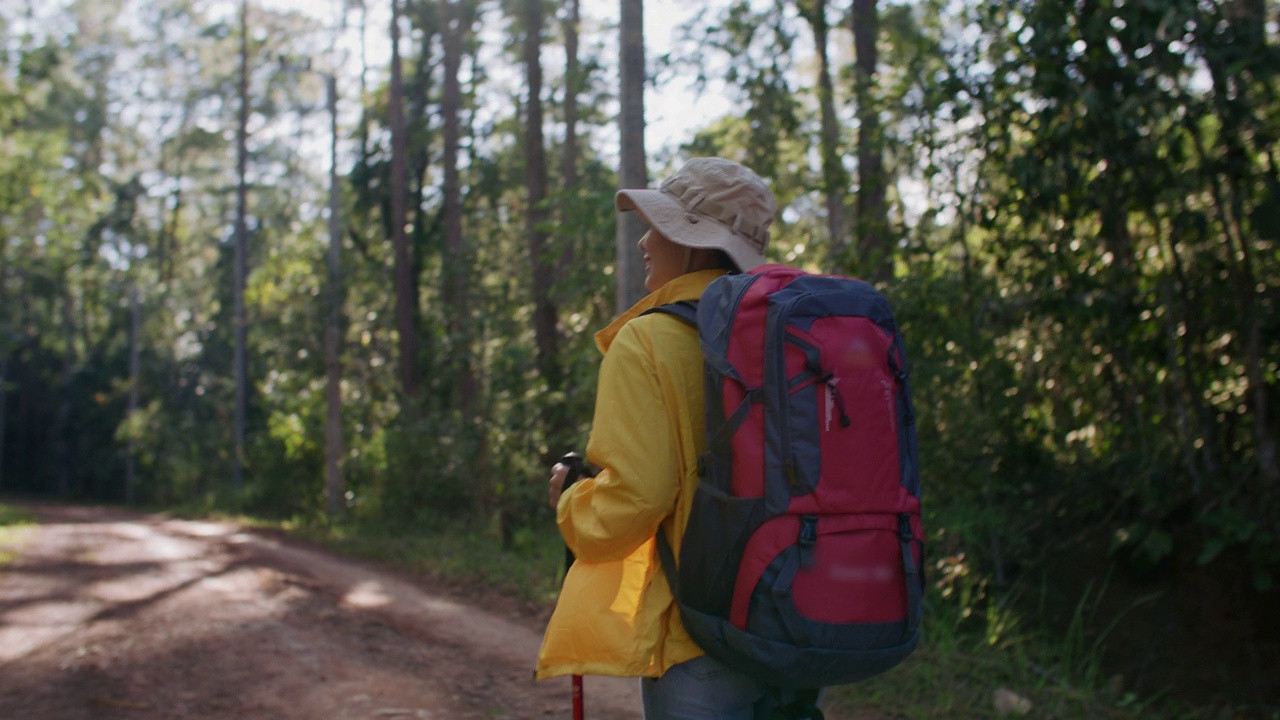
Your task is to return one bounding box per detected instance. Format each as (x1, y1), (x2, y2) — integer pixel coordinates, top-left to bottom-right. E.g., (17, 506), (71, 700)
(0, 504), (35, 565)
(0, 504), (33, 527)
(275, 507), (567, 605)
(967, 0), (1276, 574)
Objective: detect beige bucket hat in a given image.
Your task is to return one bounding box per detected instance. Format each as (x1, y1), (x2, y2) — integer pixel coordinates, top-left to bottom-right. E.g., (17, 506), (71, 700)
(615, 157), (776, 271)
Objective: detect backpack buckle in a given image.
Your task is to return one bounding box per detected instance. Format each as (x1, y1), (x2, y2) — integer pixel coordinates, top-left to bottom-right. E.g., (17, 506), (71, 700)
(798, 515), (819, 568)
(799, 515), (818, 548)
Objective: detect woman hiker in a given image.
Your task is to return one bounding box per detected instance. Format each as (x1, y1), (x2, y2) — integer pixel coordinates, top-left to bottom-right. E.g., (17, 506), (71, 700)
(535, 157), (815, 719)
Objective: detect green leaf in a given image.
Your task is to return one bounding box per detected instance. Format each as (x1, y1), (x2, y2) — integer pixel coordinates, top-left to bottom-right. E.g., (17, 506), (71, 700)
(1197, 537), (1228, 566)
(1253, 570), (1273, 593)
(1140, 528), (1173, 562)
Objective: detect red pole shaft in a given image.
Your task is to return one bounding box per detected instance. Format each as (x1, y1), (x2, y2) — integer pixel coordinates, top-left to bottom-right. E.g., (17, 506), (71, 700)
(572, 674), (584, 720)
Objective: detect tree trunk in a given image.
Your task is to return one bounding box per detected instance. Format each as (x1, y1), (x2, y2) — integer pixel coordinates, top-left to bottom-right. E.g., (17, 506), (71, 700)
(324, 72), (345, 517)
(616, 0), (648, 313)
(438, 0), (491, 534)
(0, 353), (7, 490)
(852, 0), (889, 283)
(561, 0), (581, 193)
(406, 9), (438, 312)
(1183, 18), (1279, 489)
(56, 293), (75, 498)
(389, 0), (418, 397)
(441, 3), (462, 291)
(358, 0), (370, 160)
(0, 235), (8, 490)
(233, 0), (250, 493)
(1154, 211), (1212, 493)
(525, 0), (559, 387)
(1195, 128), (1278, 490)
(801, 0), (847, 273)
(557, 0), (581, 281)
(442, 0), (476, 411)
(126, 283), (140, 505)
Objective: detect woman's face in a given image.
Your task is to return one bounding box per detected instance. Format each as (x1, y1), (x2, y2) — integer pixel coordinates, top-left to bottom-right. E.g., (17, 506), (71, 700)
(639, 228), (686, 292)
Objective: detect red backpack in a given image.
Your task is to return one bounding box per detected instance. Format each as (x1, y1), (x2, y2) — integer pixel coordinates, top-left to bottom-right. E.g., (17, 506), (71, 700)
(648, 264), (923, 690)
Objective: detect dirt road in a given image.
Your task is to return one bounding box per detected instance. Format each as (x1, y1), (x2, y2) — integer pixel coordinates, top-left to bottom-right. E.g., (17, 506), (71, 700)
(0, 502), (640, 720)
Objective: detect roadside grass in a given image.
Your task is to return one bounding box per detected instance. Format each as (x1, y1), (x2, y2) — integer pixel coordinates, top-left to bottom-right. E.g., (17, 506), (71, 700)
(820, 619), (1159, 720)
(243, 512), (1262, 720)
(0, 503), (36, 565)
(264, 513), (569, 606)
(821, 587), (1245, 720)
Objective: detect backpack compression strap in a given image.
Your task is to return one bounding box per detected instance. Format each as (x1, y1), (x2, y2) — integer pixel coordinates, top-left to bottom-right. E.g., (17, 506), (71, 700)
(642, 300), (759, 481)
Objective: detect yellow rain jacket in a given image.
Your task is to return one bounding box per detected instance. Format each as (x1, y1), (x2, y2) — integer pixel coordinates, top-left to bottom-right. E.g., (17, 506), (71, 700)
(534, 269), (729, 680)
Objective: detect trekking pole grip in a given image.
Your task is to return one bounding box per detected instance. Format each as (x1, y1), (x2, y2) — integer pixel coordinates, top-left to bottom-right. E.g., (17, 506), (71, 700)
(559, 451), (586, 493)
(557, 451), (589, 570)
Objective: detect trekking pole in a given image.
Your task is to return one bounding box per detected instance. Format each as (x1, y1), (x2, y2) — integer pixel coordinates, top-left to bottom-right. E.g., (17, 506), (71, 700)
(572, 674), (584, 720)
(558, 451), (589, 720)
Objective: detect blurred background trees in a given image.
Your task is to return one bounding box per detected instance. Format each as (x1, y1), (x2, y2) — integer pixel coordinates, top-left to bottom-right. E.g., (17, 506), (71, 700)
(1, 0), (1276, 704)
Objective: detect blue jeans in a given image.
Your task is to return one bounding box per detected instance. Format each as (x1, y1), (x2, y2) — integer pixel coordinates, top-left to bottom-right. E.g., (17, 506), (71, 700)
(640, 655), (792, 719)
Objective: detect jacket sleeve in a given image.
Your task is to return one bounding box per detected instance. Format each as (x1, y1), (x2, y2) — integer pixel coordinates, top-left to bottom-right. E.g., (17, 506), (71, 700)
(557, 320), (680, 563)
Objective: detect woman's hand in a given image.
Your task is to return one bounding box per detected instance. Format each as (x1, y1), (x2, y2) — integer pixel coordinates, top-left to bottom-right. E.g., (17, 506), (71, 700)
(548, 462), (572, 508)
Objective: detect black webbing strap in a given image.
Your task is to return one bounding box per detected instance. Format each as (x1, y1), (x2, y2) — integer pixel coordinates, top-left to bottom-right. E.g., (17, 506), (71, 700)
(642, 300), (698, 326)
(766, 687), (825, 719)
(899, 513), (923, 642)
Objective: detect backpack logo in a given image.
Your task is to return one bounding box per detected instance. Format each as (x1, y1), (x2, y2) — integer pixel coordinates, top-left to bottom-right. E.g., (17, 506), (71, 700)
(824, 378), (842, 432)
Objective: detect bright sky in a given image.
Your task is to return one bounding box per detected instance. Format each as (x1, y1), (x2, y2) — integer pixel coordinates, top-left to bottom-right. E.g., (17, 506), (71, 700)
(246, 0), (734, 162)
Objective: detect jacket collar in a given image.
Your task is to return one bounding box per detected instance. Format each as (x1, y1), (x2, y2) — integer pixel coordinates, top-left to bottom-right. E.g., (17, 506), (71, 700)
(595, 269), (729, 354)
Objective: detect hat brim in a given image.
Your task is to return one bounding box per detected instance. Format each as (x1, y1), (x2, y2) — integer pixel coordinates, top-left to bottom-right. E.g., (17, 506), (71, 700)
(616, 188), (766, 271)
